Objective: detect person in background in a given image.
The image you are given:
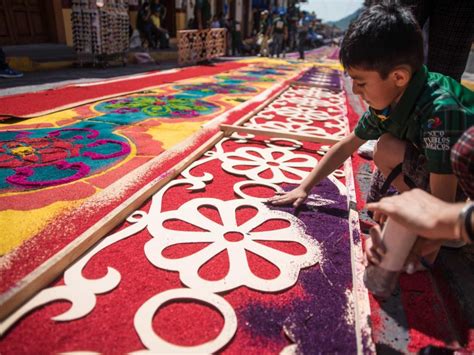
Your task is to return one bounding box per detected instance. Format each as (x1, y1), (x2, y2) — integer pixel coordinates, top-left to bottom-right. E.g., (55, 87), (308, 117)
(210, 15), (220, 28)
(258, 10), (271, 57)
(270, 10), (287, 58)
(0, 48), (23, 78)
(287, 4), (299, 52)
(230, 18), (243, 56)
(150, 0), (170, 49)
(194, 0), (211, 29)
(297, 11), (308, 60)
(136, 1), (156, 48)
(218, 11), (226, 28)
(150, 0), (166, 25)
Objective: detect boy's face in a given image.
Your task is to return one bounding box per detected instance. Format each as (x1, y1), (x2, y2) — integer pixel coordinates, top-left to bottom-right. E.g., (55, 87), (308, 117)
(347, 67), (405, 110)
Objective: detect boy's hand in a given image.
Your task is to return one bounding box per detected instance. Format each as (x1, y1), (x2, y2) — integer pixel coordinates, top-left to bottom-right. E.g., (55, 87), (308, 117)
(268, 187), (308, 207)
(364, 225), (386, 266)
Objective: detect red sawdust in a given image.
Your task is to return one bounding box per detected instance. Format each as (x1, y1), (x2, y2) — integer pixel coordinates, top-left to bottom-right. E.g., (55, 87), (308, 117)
(0, 62), (248, 117)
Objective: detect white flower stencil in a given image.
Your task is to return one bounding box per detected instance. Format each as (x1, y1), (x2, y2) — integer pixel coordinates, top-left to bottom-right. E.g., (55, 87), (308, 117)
(145, 198), (320, 293)
(220, 146), (317, 184)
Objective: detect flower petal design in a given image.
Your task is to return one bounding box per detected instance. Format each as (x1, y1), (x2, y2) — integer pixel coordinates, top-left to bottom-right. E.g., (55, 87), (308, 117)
(145, 198), (320, 293)
(220, 147), (317, 184)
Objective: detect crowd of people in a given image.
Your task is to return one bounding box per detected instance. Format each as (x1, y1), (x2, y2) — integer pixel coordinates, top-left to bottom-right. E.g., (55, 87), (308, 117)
(253, 7), (329, 60)
(135, 0), (331, 59)
(187, 7), (332, 59)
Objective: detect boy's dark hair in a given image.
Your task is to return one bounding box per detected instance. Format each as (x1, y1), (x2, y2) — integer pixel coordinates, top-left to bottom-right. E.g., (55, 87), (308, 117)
(339, 1), (423, 79)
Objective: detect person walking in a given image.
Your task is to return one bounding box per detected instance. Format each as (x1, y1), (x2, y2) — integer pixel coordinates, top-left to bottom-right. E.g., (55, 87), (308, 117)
(258, 10), (271, 57)
(297, 12), (308, 60)
(270, 10), (287, 58)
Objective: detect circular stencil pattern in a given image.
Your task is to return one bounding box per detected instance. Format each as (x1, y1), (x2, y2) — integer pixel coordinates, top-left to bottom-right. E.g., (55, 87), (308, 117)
(0, 128), (130, 190)
(95, 95), (219, 118)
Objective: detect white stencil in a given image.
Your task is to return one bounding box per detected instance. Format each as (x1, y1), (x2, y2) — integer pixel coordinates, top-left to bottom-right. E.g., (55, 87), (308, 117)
(0, 212), (149, 335)
(252, 104), (345, 123)
(220, 146), (317, 184)
(246, 120), (346, 140)
(133, 288), (237, 354)
(145, 198), (321, 293)
(264, 137), (302, 150)
(234, 180), (284, 201)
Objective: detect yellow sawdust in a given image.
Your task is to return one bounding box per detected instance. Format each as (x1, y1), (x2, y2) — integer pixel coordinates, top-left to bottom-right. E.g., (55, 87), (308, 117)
(9, 109), (79, 127)
(314, 62), (344, 71)
(240, 57), (297, 66)
(145, 121), (207, 149)
(0, 199), (84, 255)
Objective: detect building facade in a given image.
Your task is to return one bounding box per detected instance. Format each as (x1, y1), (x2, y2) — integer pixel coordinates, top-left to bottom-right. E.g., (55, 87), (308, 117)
(0, 0), (305, 48)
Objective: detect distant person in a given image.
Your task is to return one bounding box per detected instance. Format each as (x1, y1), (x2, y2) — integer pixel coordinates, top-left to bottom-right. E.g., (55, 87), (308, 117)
(270, 10), (287, 58)
(258, 10), (271, 57)
(0, 48), (23, 79)
(297, 12), (309, 60)
(150, 0), (166, 22)
(230, 18), (243, 56)
(211, 15), (220, 28)
(194, 0), (211, 29)
(150, 0), (170, 49)
(218, 12), (226, 28)
(287, 4), (299, 51)
(136, 1), (158, 48)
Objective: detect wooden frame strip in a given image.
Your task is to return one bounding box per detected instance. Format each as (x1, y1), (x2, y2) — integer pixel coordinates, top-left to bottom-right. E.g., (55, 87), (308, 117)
(220, 124), (342, 145)
(290, 80), (341, 90)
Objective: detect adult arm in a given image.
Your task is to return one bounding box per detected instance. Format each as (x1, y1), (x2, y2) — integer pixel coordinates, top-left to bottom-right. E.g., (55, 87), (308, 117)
(367, 188), (464, 240)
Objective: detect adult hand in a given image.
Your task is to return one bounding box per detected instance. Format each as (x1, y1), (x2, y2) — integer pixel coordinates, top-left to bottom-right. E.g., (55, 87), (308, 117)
(267, 187), (308, 207)
(366, 189), (459, 240)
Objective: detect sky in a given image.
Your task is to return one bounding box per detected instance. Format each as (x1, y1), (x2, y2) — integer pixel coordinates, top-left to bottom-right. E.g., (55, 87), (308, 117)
(299, 0), (364, 22)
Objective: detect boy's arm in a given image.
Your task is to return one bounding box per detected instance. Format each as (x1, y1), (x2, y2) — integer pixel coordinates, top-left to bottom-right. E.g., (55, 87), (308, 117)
(269, 132), (366, 207)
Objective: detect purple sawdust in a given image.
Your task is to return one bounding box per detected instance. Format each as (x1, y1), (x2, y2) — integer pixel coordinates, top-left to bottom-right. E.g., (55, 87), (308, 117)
(296, 67), (342, 91)
(239, 302), (291, 341)
(239, 178), (357, 353)
(281, 179), (356, 353)
(352, 223), (361, 244)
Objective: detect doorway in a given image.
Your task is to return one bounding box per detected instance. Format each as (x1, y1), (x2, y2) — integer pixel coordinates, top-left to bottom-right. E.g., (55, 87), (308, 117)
(0, 0), (57, 45)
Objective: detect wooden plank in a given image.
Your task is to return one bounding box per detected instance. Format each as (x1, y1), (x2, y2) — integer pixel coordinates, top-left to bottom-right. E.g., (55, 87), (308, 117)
(290, 80), (341, 90)
(344, 157), (376, 354)
(220, 124), (342, 145)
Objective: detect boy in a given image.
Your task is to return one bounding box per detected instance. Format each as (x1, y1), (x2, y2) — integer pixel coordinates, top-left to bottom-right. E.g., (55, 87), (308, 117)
(269, 3), (473, 256)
